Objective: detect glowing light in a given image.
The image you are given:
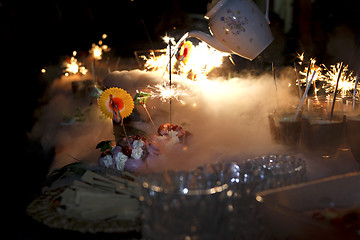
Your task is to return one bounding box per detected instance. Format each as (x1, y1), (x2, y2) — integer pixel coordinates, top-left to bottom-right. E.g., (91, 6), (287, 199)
(296, 53), (357, 98)
(180, 41), (230, 80)
(162, 34), (176, 45)
(297, 52), (304, 65)
(63, 51), (88, 76)
(90, 44), (103, 60)
(147, 81), (187, 104)
(141, 50), (168, 72)
(41, 68), (46, 73)
(142, 39), (229, 81)
(89, 34), (111, 60)
(323, 63), (356, 97)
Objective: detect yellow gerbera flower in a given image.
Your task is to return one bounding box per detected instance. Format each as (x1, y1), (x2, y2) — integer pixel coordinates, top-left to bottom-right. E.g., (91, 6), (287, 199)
(98, 87), (134, 120)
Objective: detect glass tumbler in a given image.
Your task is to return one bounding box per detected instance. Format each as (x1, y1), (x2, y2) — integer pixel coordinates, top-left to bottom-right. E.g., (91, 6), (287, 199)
(217, 155), (306, 239)
(139, 167), (232, 240)
(268, 108), (302, 151)
(303, 96), (345, 158)
(345, 100), (360, 164)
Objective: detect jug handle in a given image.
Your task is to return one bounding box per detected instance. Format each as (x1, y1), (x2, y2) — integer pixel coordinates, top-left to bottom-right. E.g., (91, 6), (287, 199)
(265, 0), (270, 24)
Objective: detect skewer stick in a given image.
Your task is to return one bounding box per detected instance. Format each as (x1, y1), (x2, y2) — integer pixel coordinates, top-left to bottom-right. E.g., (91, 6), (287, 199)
(294, 71), (317, 121)
(272, 62), (277, 91)
(305, 60), (311, 90)
(169, 40), (172, 125)
(111, 99), (131, 149)
(330, 62), (344, 121)
(161, 33), (188, 81)
(272, 62), (279, 109)
(294, 62), (302, 99)
(353, 73), (359, 110)
(143, 104), (157, 133)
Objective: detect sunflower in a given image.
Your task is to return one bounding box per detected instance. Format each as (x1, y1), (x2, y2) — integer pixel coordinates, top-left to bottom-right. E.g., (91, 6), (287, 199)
(98, 87), (134, 120)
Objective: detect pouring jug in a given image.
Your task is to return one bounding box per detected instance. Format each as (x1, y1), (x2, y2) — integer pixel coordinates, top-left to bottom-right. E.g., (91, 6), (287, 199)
(188, 0), (273, 60)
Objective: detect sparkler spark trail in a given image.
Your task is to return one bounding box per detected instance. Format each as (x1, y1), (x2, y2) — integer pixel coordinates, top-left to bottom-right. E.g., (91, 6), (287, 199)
(140, 36), (230, 81)
(63, 51), (88, 76)
(139, 35), (230, 107)
(147, 81), (188, 104)
(323, 62), (356, 97)
(89, 34), (111, 60)
(296, 53), (357, 98)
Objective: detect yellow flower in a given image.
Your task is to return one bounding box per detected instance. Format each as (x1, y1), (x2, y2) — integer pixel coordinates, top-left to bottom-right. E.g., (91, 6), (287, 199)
(98, 87), (134, 120)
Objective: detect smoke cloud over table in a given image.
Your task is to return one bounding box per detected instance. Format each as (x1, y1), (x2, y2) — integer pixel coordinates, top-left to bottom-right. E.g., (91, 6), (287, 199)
(30, 67), (299, 172)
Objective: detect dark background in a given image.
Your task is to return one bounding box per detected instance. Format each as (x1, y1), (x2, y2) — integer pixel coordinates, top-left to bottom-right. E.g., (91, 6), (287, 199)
(3, 0), (359, 239)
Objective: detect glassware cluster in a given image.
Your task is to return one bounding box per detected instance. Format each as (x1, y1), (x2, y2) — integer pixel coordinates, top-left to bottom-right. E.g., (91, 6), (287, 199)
(139, 154), (306, 239)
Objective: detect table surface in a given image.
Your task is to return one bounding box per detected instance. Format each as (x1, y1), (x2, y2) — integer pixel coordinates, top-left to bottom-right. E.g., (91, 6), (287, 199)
(20, 142), (360, 239)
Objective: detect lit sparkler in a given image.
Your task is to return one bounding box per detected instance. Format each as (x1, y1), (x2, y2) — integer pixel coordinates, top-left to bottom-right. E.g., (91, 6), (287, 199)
(323, 62), (356, 98)
(141, 36), (229, 81)
(63, 51), (88, 76)
(180, 41), (230, 80)
(147, 81), (188, 104)
(297, 52), (304, 65)
(89, 34), (110, 60)
(141, 50), (168, 72)
(295, 53), (356, 98)
(139, 34), (231, 109)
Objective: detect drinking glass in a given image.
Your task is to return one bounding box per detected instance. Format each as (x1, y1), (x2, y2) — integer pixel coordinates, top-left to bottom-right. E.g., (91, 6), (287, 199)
(302, 96), (345, 158)
(139, 167), (232, 240)
(268, 107), (302, 150)
(217, 155), (306, 239)
(345, 100), (360, 164)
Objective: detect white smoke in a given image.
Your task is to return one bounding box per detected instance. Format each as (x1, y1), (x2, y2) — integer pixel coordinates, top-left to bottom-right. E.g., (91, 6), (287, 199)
(30, 62), (299, 172)
(101, 68), (299, 171)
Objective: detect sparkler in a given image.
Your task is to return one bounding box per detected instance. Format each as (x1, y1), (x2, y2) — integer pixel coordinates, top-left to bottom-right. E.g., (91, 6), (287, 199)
(272, 62), (279, 108)
(353, 73), (359, 110)
(63, 51), (88, 76)
(147, 81), (187, 105)
(169, 38), (173, 124)
(141, 34), (228, 125)
(294, 70), (317, 120)
(293, 62), (302, 99)
(296, 53), (357, 99)
(296, 55), (319, 94)
(330, 62), (344, 121)
(323, 63), (356, 98)
(141, 35), (229, 81)
(89, 34), (111, 82)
